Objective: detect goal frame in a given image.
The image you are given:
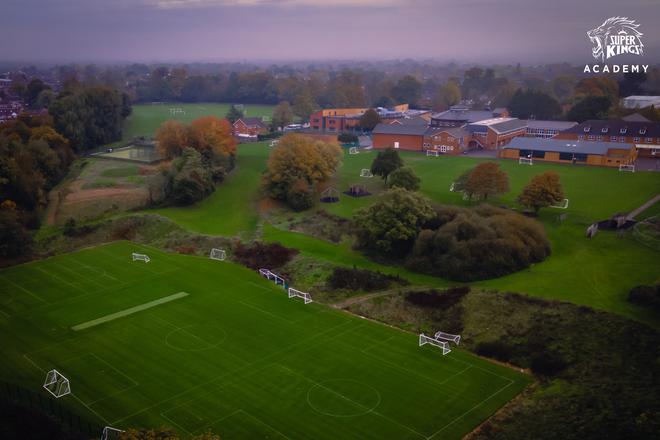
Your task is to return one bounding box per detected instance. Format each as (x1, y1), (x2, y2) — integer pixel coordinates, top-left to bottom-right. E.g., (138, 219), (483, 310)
(518, 157), (533, 165)
(551, 198), (569, 209)
(288, 287), (313, 304)
(434, 331), (461, 345)
(209, 248), (226, 261)
(259, 268), (285, 286)
(619, 164), (635, 172)
(349, 147), (359, 155)
(101, 426), (124, 440)
(426, 149), (439, 157)
(131, 253), (150, 263)
(43, 369), (71, 398)
(419, 334), (451, 355)
(360, 168), (373, 178)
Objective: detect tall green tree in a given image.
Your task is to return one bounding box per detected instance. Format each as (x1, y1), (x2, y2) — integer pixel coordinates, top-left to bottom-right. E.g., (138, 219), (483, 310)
(226, 105), (244, 124)
(391, 75), (422, 106)
(370, 148), (403, 180)
(359, 108), (382, 131)
(387, 166), (420, 191)
(271, 101), (294, 130)
(567, 96), (612, 122)
(434, 80), (461, 110)
(508, 89), (561, 120)
(292, 90), (318, 122)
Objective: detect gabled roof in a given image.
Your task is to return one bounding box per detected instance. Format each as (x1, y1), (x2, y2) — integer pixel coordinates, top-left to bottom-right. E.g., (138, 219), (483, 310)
(525, 120), (578, 130)
(234, 117), (267, 128)
(388, 116), (429, 126)
(373, 123), (430, 136)
(467, 117), (527, 134)
(561, 120), (660, 137)
(431, 108), (493, 123)
(503, 137), (634, 154)
(622, 113), (651, 123)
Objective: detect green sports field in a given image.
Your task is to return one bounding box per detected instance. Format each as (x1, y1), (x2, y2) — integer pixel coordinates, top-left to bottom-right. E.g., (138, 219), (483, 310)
(0, 241), (530, 439)
(118, 103), (275, 143)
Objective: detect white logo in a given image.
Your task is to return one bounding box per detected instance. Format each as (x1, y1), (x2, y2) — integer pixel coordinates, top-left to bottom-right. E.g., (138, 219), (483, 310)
(587, 17), (644, 63)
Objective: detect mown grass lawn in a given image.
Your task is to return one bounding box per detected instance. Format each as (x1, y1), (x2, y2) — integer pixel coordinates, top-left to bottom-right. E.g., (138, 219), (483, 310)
(0, 242), (530, 439)
(118, 103), (275, 143)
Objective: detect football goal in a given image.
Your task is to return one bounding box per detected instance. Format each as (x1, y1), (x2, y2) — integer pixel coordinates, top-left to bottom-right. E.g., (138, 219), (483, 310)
(101, 426), (124, 440)
(169, 108), (185, 116)
(132, 253), (150, 263)
(360, 168), (374, 178)
(434, 331), (461, 345)
(349, 147), (359, 155)
(269, 139), (279, 147)
(259, 268), (285, 286)
(426, 149), (439, 157)
(619, 164), (635, 172)
(519, 156), (533, 165)
(551, 198), (570, 209)
(209, 248), (226, 261)
(419, 334), (451, 355)
(288, 287), (312, 304)
(43, 369), (71, 398)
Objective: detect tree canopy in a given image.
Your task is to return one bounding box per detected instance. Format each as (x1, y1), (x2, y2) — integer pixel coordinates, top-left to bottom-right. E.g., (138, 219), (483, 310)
(518, 171), (565, 214)
(370, 148), (403, 180)
(460, 162), (509, 200)
(225, 105), (244, 124)
(359, 108), (382, 131)
(387, 166), (420, 191)
(508, 89), (562, 120)
(271, 101), (294, 130)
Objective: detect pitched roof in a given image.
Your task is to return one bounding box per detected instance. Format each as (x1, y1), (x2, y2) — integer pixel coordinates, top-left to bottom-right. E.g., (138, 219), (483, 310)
(373, 123), (430, 136)
(524, 120), (578, 130)
(467, 117), (527, 134)
(388, 116), (429, 126)
(431, 107), (493, 123)
(561, 120), (660, 138)
(235, 117), (267, 128)
(503, 137), (634, 155)
(622, 113), (651, 122)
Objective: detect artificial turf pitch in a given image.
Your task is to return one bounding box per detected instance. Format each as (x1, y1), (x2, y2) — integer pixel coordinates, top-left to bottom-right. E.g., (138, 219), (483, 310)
(0, 241), (530, 439)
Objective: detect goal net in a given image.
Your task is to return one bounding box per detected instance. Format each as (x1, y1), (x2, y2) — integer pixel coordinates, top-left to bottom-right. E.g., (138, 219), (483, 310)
(132, 253), (150, 263)
(619, 164), (635, 172)
(288, 288), (312, 304)
(43, 369), (71, 398)
(360, 169), (373, 178)
(259, 268), (285, 286)
(551, 198), (569, 209)
(209, 248), (226, 261)
(349, 147), (359, 155)
(519, 157), (533, 165)
(434, 331), (461, 345)
(419, 334), (451, 355)
(426, 149), (439, 157)
(101, 426), (124, 440)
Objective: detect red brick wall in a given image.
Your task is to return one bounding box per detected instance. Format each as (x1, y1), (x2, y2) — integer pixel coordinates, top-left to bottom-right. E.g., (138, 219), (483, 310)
(373, 133), (423, 151)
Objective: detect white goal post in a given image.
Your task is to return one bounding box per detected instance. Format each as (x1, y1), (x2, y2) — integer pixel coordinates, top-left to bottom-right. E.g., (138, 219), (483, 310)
(519, 156), (533, 165)
(551, 198), (570, 209)
(619, 164), (635, 172)
(419, 334), (451, 355)
(269, 139), (279, 147)
(43, 369), (71, 398)
(132, 253), (150, 263)
(349, 147), (359, 155)
(259, 268), (285, 286)
(101, 426), (124, 440)
(209, 248), (226, 261)
(288, 287), (313, 304)
(426, 149), (439, 157)
(360, 168), (374, 178)
(434, 331), (461, 345)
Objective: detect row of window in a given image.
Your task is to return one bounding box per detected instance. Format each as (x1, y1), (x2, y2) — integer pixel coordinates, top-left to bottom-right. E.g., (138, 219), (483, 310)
(518, 149), (588, 162)
(577, 135), (658, 143)
(583, 126), (649, 135)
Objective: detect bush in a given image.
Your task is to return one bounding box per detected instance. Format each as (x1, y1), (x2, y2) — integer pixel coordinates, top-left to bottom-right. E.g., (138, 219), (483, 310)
(386, 166), (420, 191)
(326, 267), (408, 291)
(405, 287), (470, 309)
(628, 284), (660, 311)
(338, 133), (358, 144)
(475, 341), (515, 363)
(370, 148), (403, 179)
(286, 179), (315, 211)
(169, 148), (214, 206)
(233, 241), (298, 270)
(406, 204), (550, 281)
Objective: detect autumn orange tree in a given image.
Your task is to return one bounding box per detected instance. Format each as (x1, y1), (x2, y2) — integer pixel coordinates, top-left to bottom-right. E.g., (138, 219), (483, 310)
(156, 116), (236, 164)
(462, 162), (509, 201)
(518, 171), (564, 214)
(263, 134), (342, 210)
(155, 120), (187, 159)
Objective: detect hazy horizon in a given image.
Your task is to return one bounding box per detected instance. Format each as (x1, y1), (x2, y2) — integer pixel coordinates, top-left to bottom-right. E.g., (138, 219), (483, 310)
(1, 0), (659, 65)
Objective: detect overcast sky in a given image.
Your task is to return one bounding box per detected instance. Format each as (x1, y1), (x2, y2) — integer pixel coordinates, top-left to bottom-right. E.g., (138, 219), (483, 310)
(1, 0), (658, 64)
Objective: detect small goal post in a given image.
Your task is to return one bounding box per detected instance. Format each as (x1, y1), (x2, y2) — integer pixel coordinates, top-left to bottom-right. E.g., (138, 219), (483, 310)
(360, 168), (373, 178)
(419, 334), (451, 355)
(349, 147), (359, 155)
(43, 369), (71, 398)
(426, 149), (439, 157)
(619, 164), (635, 172)
(132, 253), (150, 263)
(288, 287), (312, 304)
(101, 426), (124, 440)
(551, 198), (569, 209)
(434, 331), (461, 345)
(519, 156), (533, 165)
(209, 248), (226, 261)
(259, 268), (285, 286)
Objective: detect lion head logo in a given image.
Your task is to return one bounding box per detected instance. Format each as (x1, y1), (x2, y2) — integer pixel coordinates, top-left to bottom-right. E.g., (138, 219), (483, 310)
(587, 17), (644, 62)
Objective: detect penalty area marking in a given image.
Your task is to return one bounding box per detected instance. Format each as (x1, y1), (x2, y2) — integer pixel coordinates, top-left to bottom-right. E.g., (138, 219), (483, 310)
(71, 292), (189, 331)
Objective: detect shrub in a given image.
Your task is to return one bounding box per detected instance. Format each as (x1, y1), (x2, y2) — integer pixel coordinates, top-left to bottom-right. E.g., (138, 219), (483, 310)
(233, 241), (298, 270)
(169, 148), (214, 206)
(370, 148), (403, 179)
(177, 245), (197, 255)
(628, 284), (660, 311)
(475, 341), (515, 363)
(326, 267), (408, 291)
(386, 166), (420, 191)
(286, 179), (315, 211)
(406, 204), (550, 281)
(338, 132), (358, 144)
(405, 287), (470, 309)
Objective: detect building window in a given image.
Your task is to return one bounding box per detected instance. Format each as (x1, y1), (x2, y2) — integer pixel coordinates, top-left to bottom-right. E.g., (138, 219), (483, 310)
(588, 135), (595, 141)
(559, 152), (573, 161)
(597, 136), (603, 141)
(619, 137), (625, 142)
(633, 137), (640, 142)
(532, 150), (545, 158)
(645, 137), (653, 143)
(578, 135), (584, 140)
(620, 128), (627, 134)
(610, 136), (617, 141)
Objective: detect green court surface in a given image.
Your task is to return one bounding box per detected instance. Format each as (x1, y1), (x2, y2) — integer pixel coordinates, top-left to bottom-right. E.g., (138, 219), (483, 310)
(0, 242), (530, 439)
